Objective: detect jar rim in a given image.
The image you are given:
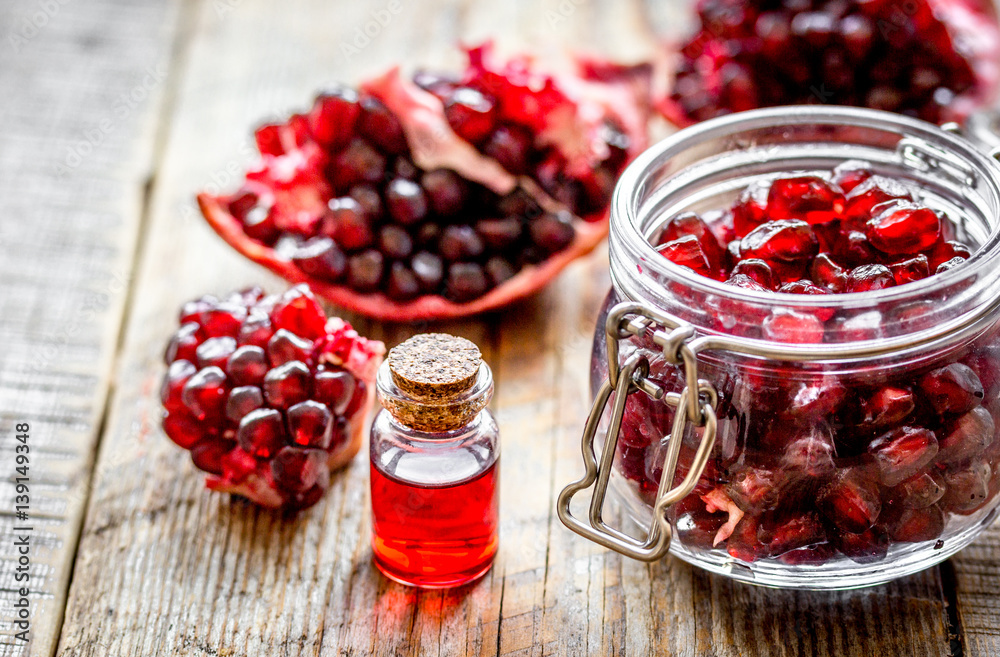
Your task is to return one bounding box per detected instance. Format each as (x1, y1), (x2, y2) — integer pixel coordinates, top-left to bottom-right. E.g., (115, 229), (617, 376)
(610, 106), (1000, 352)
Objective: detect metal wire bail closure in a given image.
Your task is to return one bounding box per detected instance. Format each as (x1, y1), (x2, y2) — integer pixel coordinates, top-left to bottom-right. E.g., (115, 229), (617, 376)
(557, 302), (718, 562)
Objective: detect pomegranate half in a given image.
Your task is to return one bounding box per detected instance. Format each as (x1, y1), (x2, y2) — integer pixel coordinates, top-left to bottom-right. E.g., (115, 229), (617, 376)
(198, 44), (652, 321)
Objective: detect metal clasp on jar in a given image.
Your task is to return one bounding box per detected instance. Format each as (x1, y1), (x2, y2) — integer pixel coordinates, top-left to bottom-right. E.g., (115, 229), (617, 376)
(556, 302), (718, 562)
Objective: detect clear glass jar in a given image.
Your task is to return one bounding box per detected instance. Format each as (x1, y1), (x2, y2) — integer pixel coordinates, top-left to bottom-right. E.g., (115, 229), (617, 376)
(562, 106), (1000, 589)
(369, 357), (499, 588)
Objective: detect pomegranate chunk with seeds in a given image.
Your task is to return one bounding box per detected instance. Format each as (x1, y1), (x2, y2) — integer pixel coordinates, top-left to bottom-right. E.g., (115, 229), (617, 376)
(660, 0), (1000, 126)
(160, 285), (385, 509)
(198, 43), (652, 321)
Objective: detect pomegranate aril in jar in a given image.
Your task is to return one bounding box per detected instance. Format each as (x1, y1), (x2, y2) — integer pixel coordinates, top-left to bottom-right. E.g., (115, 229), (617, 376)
(573, 108), (1000, 589)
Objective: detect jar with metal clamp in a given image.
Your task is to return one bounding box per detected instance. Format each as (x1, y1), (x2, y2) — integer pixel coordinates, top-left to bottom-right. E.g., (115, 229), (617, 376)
(559, 106), (1000, 589)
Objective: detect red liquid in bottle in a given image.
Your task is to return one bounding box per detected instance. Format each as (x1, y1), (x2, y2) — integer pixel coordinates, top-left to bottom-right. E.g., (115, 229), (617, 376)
(370, 458), (499, 588)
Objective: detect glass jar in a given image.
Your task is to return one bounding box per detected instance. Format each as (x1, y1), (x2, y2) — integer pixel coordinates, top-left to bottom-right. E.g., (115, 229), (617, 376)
(559, 106), (1000, 589)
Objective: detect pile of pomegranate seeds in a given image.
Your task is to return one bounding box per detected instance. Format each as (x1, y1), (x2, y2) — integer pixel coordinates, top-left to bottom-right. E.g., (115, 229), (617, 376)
(160, 285), (385, 509)
(615, 343), (1000, 565)
(656, 163), (975, 306)
(199, 44), (652, 321)
(611, 163), (1000, 566)
(661, 0), (1000, 126)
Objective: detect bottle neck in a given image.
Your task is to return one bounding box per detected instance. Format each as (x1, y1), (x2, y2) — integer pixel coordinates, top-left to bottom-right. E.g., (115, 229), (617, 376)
(375, 359), (494, 433)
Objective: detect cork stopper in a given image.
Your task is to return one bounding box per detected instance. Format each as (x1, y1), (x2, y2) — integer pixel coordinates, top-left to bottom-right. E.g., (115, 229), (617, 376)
(389, 334), (482, 399)
(379, 333), (491, 433)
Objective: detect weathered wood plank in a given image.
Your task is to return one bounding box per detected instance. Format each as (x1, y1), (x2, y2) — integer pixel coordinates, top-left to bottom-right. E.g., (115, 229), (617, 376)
(0, 1), (180, 655)
(951, 523), (1000, 656)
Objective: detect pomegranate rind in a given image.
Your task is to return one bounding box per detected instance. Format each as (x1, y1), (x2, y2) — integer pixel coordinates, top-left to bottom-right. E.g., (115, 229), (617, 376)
(198, 192), (609, 322)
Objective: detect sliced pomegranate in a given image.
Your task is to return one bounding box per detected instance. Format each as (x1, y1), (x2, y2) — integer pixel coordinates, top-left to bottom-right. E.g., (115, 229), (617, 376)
(198, 44), (651, 321)
(160, 285), (385, 509)
(659, 0), (1000, 126)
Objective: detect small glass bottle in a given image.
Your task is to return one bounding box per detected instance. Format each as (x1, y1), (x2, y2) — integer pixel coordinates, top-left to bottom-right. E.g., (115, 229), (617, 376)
(369, 333), (499, 588)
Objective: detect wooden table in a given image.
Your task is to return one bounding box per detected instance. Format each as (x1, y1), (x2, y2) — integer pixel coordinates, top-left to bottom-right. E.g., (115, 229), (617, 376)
(4, 0), (1000, 654)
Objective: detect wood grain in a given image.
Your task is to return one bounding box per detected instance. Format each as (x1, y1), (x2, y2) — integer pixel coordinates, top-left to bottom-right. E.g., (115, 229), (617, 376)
(47, 0), (996, 656)
(0, 1), (180, 655)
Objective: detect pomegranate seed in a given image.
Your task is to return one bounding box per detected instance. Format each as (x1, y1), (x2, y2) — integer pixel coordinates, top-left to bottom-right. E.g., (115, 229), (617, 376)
(227, 345), (269, 386)
(477, 217), (523, 250)
(181, 366), (229, 421)
(762, 309), (824, 343)
(291, 237), (346, 282)
(733, 180), (769, 236)
(286, 400), (334, 449)
(165, 323), (202, 364)
(237, 408), (287, 458)
(919, 363), (984, 416)
(347, 250), (385, 292)
(885, 505), (945, 543)
(938, 406), (995, 464)
(263, 361), (312, 410)
(226, 385), (265, 424)
(725, 467), (780, 514)
(861, 386), (915, 430)
(313, 368), (356, 415)
(483, 124), (533, 174)
(659, 212), (727, 275)
(162, 411), (206, 449)
(308, 86), (361, 151)
(161, 360), (197, 413)
(891, 471), (946, 509)
(832, 527), (889, 564)
(385, 178), (428, 226)
(265, 329), (311, 368)
(818, 468), (881, 534)
(788, 379), (847, 419)
(387, 263), (421, 300)
(766, 176), (844, 225)
(866, 201), (941, 254)
(270, 286), (327, 341)
(238, 312), (275, 349)
(843, 176), (912, 228)
(937, 256), (967, 274)
(758, 511), (826, 557)
(331, 139), (386, 190)
(271, 446), (330, 494)
(220, 447), (258, 484)
(190, 438), (234, 476)
(868, 426), (939, 487)
(740, 220), (818, 263)
(325, 197), (374, 250)
(443, 87), (497, 144)
(927, 240), (972, 270)
(888, 255), (930, 286)
(831, 160), (873, 193)
(656, 236), (715, 279)
(440, 225), (486, 262)
(940, 461), (993, 514)
(530, 212), (576, 254)
(781, 427), (836, 480)
(727, 515), (768, 562)
(195, 336), (237, 370)
(421, 169), (468, 216)
(845, 264), (895, 293)
(446, 263), (490, 301)
(725, 274), (769, 292)
(810, 253), (847, 292)
(358, 95), (407, 155)
(731, 258), (778, 289)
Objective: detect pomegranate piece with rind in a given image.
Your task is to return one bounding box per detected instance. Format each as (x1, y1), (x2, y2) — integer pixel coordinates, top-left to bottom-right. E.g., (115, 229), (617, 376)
(160, 285), (385, 509)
